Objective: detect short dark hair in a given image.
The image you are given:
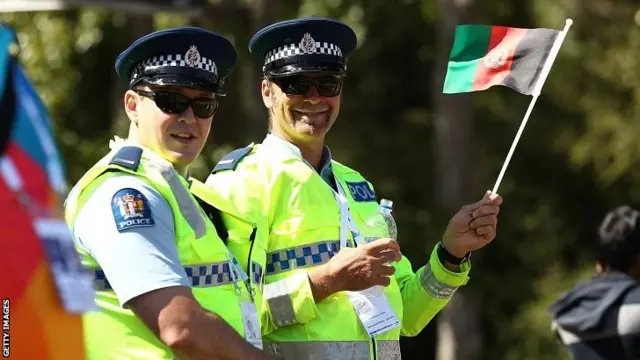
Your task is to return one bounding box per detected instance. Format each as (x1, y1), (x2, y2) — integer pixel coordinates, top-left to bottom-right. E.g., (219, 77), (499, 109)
(597, 205), (640, 272)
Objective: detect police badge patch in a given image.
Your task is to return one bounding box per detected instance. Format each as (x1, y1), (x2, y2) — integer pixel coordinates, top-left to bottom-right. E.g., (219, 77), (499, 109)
(111, 188), (155, 232)
(185, 45), (201, 67)
(345, 181), (376, 203)
(299, 33), (316, 54)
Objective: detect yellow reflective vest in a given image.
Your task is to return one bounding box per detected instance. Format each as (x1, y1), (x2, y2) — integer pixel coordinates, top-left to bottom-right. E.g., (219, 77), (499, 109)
(65, 140), (262, 359)
(202, 139), (471, 360)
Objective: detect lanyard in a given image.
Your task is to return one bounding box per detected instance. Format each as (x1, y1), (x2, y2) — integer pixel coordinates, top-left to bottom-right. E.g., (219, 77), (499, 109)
(226, 250), (255, 302)
(332, 175), (364, 248)
(300, 159), (362, 249)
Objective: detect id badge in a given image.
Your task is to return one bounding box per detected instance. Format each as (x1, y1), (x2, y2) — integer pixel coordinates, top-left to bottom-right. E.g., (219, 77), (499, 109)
(346, 287), (400, 337)
(34, 218), (97, 314)
(240, 301), (263, 349)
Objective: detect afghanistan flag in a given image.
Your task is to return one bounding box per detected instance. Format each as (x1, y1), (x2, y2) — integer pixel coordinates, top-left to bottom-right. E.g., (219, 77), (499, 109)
(443, 25), (560, 95)
(0, 25), (86, 359)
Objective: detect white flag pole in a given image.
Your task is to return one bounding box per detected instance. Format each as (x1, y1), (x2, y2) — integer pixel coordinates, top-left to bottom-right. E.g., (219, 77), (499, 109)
(491, 18), (573, 194)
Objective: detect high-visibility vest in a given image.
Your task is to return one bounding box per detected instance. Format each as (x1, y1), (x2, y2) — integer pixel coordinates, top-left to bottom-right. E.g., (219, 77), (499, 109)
(65, 141), (263, 359)
(206, 143), (471, 360)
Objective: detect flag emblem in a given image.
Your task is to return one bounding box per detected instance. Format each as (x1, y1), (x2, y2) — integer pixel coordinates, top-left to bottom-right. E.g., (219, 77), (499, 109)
(483, 47), (508, 69)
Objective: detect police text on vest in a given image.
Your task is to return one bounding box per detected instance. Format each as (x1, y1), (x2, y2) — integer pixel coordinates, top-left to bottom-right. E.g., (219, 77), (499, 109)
(118, 218), (153, 229)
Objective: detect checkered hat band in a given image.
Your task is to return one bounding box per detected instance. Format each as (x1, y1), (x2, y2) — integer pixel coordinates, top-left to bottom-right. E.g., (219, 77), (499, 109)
(265, 240), (341, 276)
(93, 260), (264, 291)
(264, 42), (343, 65)
(130, 54), (217, 83)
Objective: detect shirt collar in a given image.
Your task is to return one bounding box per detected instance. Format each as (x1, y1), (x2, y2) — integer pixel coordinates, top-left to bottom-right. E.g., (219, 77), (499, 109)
(262, 133), (333, 175)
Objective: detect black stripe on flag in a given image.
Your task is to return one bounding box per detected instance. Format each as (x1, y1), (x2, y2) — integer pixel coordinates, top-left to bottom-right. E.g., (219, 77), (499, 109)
(503, 28), (559, 95)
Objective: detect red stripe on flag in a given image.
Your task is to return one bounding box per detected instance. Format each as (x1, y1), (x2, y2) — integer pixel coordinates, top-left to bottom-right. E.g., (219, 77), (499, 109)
(0, 173), (43, 301)
(6, 142), (50, 206)
(0, 142), (53, 300)
(472, 27), (528, 91)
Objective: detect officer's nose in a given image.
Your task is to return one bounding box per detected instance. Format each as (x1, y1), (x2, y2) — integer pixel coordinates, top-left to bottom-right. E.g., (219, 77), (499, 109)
(179, 106), (197, 124)
(303, 85), (322, 101)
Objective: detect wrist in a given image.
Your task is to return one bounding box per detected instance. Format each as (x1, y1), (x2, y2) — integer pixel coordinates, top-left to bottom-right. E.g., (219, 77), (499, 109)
(308, 264), (341, 302)
(438, 241), (470, 265)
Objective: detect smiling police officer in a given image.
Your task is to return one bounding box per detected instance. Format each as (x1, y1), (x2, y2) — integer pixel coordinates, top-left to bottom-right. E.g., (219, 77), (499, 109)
(203, 17), (503, 360)
(64, 27), (270, 360)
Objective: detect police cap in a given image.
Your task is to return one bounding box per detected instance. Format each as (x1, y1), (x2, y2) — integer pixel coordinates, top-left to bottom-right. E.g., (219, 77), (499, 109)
(249, 17), (357, 78)
(115, 26), (236, 94)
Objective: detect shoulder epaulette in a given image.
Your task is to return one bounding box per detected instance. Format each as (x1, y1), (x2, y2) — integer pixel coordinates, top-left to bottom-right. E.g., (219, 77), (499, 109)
(108, 146), (143, 171)
(211, 145), (253, 174)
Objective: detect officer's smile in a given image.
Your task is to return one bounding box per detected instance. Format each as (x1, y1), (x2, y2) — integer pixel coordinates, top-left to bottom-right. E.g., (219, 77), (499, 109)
(291, 109), (329, 127)
(291, 104), (330, 120)
(169, 132), (197, 144)
(293, 108), (329, 115)
(293, 109), (328, 117)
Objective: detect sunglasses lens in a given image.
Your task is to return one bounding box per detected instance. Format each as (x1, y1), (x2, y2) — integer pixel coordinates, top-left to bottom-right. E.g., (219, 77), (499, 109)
(275, 76), (343, 97)
(316, 79), (343, 97)
(191, 99), (218, 118)
(154, 92), (189, 114)
(278, 77), (311, 96)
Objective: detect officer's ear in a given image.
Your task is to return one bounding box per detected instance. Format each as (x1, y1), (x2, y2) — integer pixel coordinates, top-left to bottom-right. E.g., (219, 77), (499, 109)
(261, 79), (274, 109)
(124, 90), (140, 123)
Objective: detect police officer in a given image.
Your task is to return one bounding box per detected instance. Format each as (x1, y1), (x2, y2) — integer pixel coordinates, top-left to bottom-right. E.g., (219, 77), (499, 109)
(204, 17), (502, 360)
(64, 27), (270, 360)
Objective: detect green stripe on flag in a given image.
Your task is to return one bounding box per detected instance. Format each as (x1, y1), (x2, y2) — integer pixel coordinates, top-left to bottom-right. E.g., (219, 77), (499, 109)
(443, 25), (493, 93)
(449, 25), (493, 61)
(443, 58), (482, 93)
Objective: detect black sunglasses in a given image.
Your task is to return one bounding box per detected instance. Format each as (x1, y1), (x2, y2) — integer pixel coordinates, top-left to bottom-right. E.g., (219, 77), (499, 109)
(134, 90), (218, 118)
(270, 75), (344, 97)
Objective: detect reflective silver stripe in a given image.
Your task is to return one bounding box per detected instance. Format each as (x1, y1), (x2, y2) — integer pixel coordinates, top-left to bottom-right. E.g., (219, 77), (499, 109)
(265, 240), (340, 275)
(146, 160), (206, 238)
(376, 340), (402, 360)
(93, 260), (235, 291)
(265, 341), (368, 360)
(263, 273), (305, 327)
(264, 340), (401, 360)
(419, 262), (459, 299)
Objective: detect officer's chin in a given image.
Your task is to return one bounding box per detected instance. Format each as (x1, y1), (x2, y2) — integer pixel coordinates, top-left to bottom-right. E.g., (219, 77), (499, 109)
(164, 144), (202, 167)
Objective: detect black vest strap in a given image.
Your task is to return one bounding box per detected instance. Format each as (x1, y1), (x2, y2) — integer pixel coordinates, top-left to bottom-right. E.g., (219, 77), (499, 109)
(192, 194), (229, 243)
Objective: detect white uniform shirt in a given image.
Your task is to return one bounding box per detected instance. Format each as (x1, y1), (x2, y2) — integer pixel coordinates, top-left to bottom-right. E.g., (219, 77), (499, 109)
(72, 173), (189, 306)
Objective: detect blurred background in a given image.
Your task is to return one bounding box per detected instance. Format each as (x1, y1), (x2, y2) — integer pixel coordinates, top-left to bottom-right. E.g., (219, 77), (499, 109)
(3, 0), (640, 359)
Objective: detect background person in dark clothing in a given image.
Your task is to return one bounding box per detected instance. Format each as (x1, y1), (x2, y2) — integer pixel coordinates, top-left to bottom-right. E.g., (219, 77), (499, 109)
(549, 205), (640, 359)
